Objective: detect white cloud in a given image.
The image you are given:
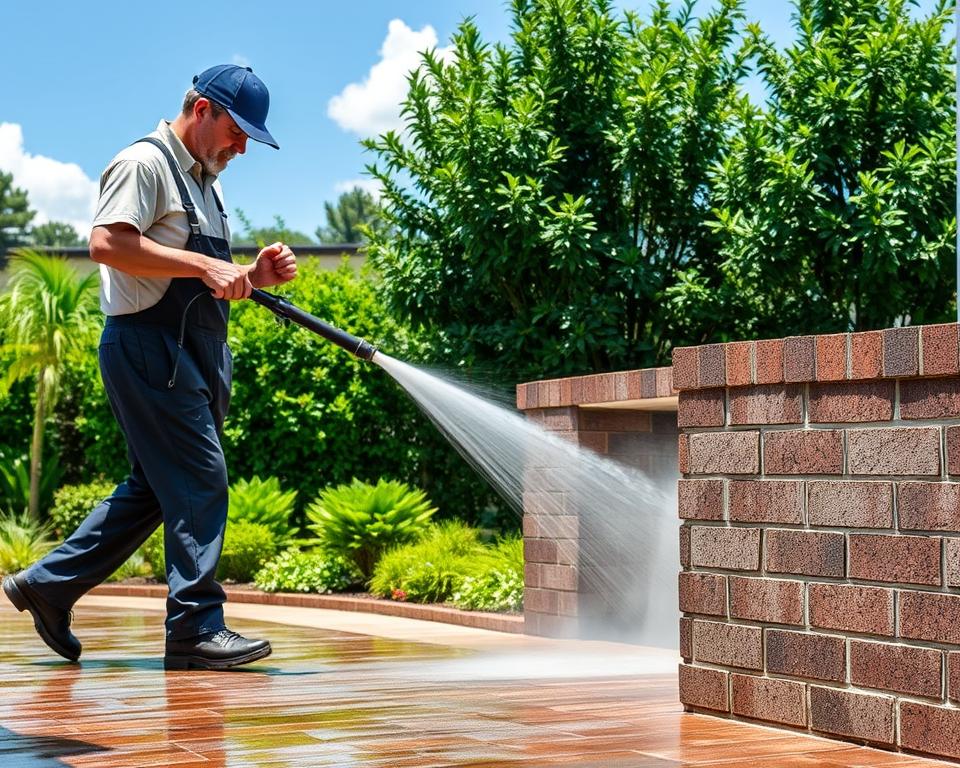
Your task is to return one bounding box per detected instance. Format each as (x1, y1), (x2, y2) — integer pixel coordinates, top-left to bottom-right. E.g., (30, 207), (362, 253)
(231, 53), (251, 68)
(327, 19), (454, 137)
(0, 123), (98, 235)
(334, 178), (382, 200)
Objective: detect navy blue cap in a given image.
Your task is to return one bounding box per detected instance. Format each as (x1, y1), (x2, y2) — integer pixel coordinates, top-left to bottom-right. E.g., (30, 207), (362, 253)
(193, 64), (279, 149)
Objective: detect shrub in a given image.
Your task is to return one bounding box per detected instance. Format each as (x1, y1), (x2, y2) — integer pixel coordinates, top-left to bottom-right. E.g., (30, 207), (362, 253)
(369, 520), (495, 603)
(0, 445), (64, 518)
(0, 511), (55, 575)
(254, 548), (357, 593)
(228, 475), (298, 544)
(306, 478), (436, 580)
(107, 548), (153, 582)
(49, 479), (117, 539)
(217, 521), (278, 582)
(142, 527), (165, 582)
(452, 535), (524, 612)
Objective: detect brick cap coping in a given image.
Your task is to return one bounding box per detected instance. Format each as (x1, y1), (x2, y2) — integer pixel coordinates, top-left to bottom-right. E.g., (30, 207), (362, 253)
(90, 584), (524, 635)
(671, 323), (960, 391)
(517, 367), (675, 410)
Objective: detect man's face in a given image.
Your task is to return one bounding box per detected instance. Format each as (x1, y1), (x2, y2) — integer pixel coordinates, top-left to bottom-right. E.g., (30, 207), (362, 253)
(195, 100), (248, 175)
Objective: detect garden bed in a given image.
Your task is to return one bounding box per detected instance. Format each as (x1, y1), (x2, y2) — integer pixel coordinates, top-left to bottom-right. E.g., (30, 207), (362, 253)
(89, 582), (524, 634)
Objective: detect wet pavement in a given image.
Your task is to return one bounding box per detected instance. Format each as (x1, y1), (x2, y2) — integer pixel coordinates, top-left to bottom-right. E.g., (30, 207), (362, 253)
(0, 598), (952, 767)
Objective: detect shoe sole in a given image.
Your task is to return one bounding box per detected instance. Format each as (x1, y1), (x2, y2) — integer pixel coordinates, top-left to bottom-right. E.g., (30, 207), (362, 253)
(3, 576), (80, 662)
(163, 642), (272, 671)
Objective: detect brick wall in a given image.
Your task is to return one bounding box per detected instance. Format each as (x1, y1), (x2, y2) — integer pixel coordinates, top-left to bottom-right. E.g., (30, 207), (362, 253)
(676, 324), (960, 762)
(517, 368), (679, 642)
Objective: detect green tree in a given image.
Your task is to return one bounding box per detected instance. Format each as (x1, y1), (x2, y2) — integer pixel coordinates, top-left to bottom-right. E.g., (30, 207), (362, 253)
(315, 186), (388, 244)
(365, 0), (750, 376)
(30, 221), (86, 248)
(699, 0), (957, 337)
(232, 209), (315, 248)
(0, 172), (35, 252)
(0, 252), (98, 518)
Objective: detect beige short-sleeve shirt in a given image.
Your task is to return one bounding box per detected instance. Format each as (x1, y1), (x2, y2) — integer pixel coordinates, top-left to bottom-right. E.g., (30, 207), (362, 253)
(91, 120), (231, 315)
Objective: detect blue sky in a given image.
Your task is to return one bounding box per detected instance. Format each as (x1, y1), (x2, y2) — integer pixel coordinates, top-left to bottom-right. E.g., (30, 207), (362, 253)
(0, 0), (950, 241)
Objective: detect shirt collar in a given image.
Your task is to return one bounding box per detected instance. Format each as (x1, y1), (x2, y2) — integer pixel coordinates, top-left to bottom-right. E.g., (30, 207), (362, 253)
(156, 120), (215, 183)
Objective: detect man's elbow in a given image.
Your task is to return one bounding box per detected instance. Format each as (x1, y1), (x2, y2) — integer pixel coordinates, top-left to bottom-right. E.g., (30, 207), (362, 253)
(89, 227), (110, 264)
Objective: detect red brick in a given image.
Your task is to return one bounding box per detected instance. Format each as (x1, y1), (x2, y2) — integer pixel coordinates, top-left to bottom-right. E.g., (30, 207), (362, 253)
(847, 427), (940, 476)
(546, 379), (562, 407)
(688, 432), (760, 475)
(694, 620), (763, 670)
(900, 702), (960, 760)
(809, 583), (894, 635)
(898, 482), (960, 531)
(596, 373), (617, 403)
(884, 326), (920, 377)
(680, 617), (692, 660)
(679, 572), (727, 617)
(677, 389), (725, 428)
(765, 529), (845, 578)
(900, 591), (960, 645)
(560, 377), (573, 405)
(639, 369), (656, 399)
(679, 525), (690, 568)
(763, 430), (844, 475)
(655, 366), (673, 397)
(726, 341), (753, 387)
(729, 385), (802, 425)
(679, 663), (729, 712)
(577, 431), (607, 454)
(950, 651), (960, 702)
(672, 346), (698, 390)
(808, 381), (894, 423)
(522, 491), (567, 517)
(816, 333), (848, 381)
(691, 526), (761, 571)
(578, 409), (651, 432)
(524, 538), (559, 564)
(766, 629), (846, 682)
(581, 375), (598, 403)
(784, 335), (815, 383)
(729, 576), (803, 625)
(728, 480), (802, 524)
(524, 563), (541, 588)
(849, 533), (941, 586)
(699, 344), (726, 388)
(756, 339), (784, 384)
(540, 564), (577, 591)
(807, 480), (893, 528)
(678, 479), (724, 521)
(678, 434), (689, 475)
(732, 674), (806, 727)
(534, 407), (579, 432)
(901, 377), (960, 419)
(569, 376), (585, 405)
(524, 587), (559, 614)
(850, 331), (882, 380)
(810, 686), (894, 746)
(850, 640), (942, 698)
(948, 538), (960, 587)
(921, 323), (960, 376)
(516, 383), (529, 410)
(949, 426), (960, 476)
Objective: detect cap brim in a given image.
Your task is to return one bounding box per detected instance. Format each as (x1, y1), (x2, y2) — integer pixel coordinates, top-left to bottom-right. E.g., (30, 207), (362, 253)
(227, 108), (279, 150)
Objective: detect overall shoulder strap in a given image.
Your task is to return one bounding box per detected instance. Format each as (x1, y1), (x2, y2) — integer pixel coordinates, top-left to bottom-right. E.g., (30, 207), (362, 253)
(134, 137), (202, 239)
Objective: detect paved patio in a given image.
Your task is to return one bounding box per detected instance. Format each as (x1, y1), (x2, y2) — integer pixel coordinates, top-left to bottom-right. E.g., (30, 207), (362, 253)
(0, 597), (953, 767)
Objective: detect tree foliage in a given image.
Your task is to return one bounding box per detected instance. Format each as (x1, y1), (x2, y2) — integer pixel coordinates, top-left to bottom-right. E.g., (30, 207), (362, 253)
(0, 171), (34, 252)
(316, 186), (388, 244)
(30, 221), (86, 248)
(232, 209), (315, 247)
(698, 0), (957, 337)
(365, 0), (956, 376)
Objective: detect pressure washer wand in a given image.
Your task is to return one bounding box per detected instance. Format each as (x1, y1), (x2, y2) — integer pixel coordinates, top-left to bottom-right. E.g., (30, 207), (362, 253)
(249, 289), (378, 361)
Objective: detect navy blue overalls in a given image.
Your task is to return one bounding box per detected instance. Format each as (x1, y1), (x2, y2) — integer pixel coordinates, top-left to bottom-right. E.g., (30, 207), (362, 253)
(26, 137), (235, 640)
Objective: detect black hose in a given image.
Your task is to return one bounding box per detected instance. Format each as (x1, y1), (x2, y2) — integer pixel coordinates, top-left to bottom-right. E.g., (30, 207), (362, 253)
(249, 289), (378, 361)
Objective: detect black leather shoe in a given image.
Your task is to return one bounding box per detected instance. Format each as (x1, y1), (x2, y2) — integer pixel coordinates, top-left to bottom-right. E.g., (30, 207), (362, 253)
(3, 573), (81, 662)
(164, 629), (271, 670)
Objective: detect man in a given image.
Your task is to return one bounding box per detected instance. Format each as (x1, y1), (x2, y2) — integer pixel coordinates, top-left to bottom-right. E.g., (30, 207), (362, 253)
(2, 65), (297, 670)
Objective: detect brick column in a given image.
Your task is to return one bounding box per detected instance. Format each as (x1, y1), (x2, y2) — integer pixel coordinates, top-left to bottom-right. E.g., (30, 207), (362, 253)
(675, 324), (960, 763)
(517, 368), (677, 640)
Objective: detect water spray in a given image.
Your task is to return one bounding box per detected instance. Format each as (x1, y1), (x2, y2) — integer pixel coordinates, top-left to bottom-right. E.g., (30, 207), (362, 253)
(250, 288), (378, 361)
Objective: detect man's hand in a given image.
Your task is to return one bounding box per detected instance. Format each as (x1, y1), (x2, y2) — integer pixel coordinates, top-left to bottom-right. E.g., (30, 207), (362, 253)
(200, 258), (254, 300)
(249, 242), (298, 289)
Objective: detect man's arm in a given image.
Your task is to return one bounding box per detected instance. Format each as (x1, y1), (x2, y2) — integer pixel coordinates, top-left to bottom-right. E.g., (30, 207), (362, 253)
(89, 223), (254, 300)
